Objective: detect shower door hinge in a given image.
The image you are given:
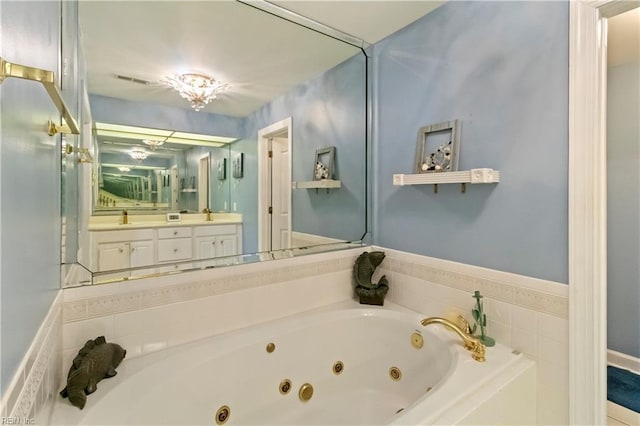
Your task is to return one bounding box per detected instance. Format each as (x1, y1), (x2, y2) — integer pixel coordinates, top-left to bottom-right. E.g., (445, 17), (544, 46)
(268, 150), (273, 158)
(268, 206), (273, 214)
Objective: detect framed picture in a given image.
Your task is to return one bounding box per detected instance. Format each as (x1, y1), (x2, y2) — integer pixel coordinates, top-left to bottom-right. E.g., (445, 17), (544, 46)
(232, 153), (244, 178)
(415, 119), (461, 173)
(217, 158), (227, 180)
(313, 146), (335, 181)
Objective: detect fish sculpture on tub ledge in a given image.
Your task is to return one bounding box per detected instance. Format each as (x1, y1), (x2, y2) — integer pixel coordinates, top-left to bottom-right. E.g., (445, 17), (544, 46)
(354, 251), (389, 305)
(60, 336), (126, 409)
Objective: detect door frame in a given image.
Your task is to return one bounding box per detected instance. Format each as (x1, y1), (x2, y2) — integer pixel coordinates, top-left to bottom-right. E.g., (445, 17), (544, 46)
(568, 1), (637, 424)
(257, 117), (292, 252)
(198, 152), (211, 212)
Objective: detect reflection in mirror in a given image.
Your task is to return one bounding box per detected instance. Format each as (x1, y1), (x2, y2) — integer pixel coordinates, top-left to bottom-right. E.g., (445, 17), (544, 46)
(92, 122), (236, 213)
(66, 0), (368, 286)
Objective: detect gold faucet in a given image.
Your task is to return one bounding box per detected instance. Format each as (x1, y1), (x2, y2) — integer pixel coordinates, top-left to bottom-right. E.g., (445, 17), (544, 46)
(121, 209), (128, 225)
(202, 208), (212, 221)
(421, 317), (486, 362)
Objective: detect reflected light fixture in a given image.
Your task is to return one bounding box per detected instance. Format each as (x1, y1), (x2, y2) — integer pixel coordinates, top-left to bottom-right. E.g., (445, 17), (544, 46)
(118, 166), (131, 172)
(143, 139), (164, 150)
(129, 147), (149, 161)
(165, 73), (228, 111)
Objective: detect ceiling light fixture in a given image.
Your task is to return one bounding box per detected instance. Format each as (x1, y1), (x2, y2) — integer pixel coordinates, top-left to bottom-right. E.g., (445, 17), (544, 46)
(129, 147), (149, 161)
(118, 166), (131, 172)
(165, 73), (228, 111)
(143, 139), (164, 150)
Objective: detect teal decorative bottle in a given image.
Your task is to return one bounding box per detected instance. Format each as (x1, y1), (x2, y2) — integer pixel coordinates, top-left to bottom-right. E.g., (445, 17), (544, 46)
(471, 291), (495, 347)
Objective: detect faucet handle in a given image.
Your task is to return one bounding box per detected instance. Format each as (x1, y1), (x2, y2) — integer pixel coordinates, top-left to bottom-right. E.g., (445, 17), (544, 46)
(455, 315), (472, 335)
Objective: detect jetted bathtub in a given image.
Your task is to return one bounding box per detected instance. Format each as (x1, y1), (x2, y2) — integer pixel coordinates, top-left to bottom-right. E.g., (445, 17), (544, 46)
(51, 301), (536, 425)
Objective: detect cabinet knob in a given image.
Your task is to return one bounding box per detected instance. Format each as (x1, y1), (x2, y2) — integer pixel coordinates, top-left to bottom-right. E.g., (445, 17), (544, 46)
(173, 248), (178, 253)
(212, 242), (216, 245)
(118, 248), (124, 253)
(173, 231), (178, 236)
(131, 248), (135, 252)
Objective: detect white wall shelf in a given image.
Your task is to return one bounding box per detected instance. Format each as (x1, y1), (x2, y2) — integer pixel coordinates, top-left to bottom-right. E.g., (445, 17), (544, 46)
(181, 189), (197, 193)
(393, 168), (500, 193)
(294, 180), (341, 189)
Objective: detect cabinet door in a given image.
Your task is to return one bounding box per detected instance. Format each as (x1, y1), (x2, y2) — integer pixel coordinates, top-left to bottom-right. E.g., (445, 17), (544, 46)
(216, 235), (237, 257)
(97, 242), (129, 271)
(195, 236), (217, 260)
(130, 240), (154, 270)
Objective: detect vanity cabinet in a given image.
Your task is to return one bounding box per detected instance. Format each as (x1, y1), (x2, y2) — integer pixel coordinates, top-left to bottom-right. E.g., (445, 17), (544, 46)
(157, 227), (193, 262)
(90, 223), (242, 272)
(94, 229), (155, 272)
(194, 225), (238, 259)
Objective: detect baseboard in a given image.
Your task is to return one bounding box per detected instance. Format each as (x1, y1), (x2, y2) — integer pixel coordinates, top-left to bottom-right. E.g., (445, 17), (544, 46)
(608, 349), (640, 375)
(607, 401), (640, 426)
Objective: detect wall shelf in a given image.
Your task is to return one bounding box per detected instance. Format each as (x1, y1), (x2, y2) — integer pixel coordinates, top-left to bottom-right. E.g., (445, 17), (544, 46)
(393, 168), (500, 193)
(181, 189), (197, 193)
(294, 180), (341, 189)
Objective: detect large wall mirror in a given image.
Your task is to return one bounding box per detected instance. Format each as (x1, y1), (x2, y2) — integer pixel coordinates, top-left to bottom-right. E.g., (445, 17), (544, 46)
(63, 0), (368, 286)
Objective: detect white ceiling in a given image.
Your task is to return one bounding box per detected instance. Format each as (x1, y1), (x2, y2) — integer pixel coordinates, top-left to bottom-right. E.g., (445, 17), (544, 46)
(79, 1), (443, 117)
(608, 7), (639, 66)
(270, 1), (444, 45)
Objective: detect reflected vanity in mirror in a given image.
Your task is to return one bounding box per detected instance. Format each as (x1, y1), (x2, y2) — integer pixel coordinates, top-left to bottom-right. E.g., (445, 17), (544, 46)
(64, 0), (368, 286)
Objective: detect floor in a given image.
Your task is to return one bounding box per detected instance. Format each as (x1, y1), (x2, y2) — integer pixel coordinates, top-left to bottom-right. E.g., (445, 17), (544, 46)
(608, 401), (640, 426)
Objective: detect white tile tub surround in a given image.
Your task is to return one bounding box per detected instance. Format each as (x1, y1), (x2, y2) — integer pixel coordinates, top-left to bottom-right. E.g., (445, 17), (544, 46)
(61, 247), (364, 378)
(0, 291), (63, 425)
(375, 246), (569, 426)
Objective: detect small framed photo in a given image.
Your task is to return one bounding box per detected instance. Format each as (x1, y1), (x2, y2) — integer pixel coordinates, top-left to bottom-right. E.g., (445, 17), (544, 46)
(415, 120), (461, 173)
(232, 153), (244, 178)
(217, 158), (227, 181)
(313, 146), (335, 181)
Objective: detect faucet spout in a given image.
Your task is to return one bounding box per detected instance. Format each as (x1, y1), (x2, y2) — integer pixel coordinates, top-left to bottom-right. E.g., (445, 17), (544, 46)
(421, 317), (485, 362)
(202, 208), (212, 221)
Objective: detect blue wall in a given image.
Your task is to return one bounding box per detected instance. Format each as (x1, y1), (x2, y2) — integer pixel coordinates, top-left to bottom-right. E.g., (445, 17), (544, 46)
(0, 1), (62, 393)
(237, 52), (367, 253)
(607, 62), (640, 358)
(373, 1), (569, 283)
(89, 95), (244, 138)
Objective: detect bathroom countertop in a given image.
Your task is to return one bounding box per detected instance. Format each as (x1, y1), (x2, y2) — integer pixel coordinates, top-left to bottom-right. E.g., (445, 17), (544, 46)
(88, 213), (242, 231)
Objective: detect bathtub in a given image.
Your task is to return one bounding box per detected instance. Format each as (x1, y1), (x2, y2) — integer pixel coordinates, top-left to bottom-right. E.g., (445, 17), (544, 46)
(51, 301), (536, 425)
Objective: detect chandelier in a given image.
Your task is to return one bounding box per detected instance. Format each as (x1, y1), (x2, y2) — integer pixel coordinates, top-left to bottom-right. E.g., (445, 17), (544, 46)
(165, 73), (228, 111)
(129, 147), (149, 161)
(143, 139), (164, 150)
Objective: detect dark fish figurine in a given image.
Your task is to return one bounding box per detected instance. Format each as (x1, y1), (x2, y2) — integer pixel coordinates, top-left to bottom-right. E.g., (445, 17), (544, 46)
(354, 251), (388, 289)
(60, 336), (126, 409)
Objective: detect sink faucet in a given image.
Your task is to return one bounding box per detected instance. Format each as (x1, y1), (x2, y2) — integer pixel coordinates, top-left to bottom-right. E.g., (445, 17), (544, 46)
(421, 317), (486, 362)
(202, 208), (212, 221)
(121, 209), (128, 225)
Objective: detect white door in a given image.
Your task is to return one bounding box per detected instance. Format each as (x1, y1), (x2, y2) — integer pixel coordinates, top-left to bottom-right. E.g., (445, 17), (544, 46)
(198, 155), (210, 212)
(130, 240), (154, 267)
(258, 117), (292, 252)
(130, 240), (154, 276)
(97, 242), (129, 271)
(171, 166), (179, 210)
(270, 137), (291, 251)
(195, 236), (217, 259)
(217, 234), (237, 257)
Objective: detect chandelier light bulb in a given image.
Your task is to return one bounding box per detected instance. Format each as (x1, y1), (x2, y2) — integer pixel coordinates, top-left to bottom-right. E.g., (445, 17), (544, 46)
(165, 73), (228, 111)
(143, 139), (164, 150)
(129, 147), (149, 161)
(118, 166), (131, 172)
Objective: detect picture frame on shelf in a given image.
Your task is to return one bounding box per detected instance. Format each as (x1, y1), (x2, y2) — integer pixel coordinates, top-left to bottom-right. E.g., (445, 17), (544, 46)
(313, 146), (335, 181)
(415, 119), (461, 173)
(232, 153), (244, 178)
